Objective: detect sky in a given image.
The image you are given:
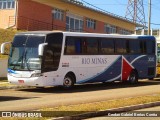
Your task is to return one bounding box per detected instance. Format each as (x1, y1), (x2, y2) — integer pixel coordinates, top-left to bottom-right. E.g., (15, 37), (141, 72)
(80, 0), (160, 29)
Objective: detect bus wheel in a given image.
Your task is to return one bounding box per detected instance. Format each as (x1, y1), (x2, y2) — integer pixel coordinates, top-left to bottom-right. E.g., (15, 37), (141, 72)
(128, 70), (138, 84)
(63, 75), (74, 88)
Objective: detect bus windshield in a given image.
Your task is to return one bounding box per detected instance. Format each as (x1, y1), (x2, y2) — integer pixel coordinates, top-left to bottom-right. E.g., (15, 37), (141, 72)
(8, 35), (45, 71)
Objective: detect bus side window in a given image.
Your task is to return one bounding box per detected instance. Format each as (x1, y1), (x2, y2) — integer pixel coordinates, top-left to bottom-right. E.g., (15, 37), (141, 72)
(75, 39), (82, 54)
(129, 40), (141, 54)
(115, 39), (127, 54)
(82, 38), (87, 54)
(146, 40), (155, 54)
(43, 47), (54, 71)
(142, 40), (147, 54)
(101, 39), (114, 54)
(65, 37), (82, 55)
(86, 37), (98, 55)
(43, 33), (63, 72)
(65, 37), (75, 55)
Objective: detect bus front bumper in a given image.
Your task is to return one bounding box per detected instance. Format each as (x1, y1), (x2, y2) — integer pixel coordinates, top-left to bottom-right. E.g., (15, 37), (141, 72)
(7, 75), (62, 87)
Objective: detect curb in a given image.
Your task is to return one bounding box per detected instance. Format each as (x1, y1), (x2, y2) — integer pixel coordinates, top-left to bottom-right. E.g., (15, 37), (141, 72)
(0, 85), (25, 90)
(0, 82), (19, 90)
(54, 101), (160, 120)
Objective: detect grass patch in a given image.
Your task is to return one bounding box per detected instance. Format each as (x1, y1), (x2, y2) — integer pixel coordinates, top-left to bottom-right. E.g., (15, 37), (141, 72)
(0, 94), (160, 120)
(0, 78), (8, 87)
(40, 93), (160, 117)
(0, 83), (10, 87)
(0, 78), (9, 86)
(0, 77), (7, 81)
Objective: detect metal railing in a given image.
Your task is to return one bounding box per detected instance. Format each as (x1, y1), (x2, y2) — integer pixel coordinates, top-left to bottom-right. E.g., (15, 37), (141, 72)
(17, 16), (65, 31)
(8, 16), (87, 32)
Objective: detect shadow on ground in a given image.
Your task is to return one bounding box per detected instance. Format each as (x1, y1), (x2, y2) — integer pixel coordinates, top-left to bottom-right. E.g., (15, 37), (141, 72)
(0, 96), (37, 102)
(18, 79), (160, 94)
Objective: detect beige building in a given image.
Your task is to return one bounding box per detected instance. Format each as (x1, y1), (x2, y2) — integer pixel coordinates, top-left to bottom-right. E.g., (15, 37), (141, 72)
(136, 29), (160, 39)
(0, 0), (141, 34)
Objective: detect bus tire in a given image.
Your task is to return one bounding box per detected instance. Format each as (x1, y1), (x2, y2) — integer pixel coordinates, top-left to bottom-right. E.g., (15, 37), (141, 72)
(128, 70), (138, 84)
(63, 74), (75, 89)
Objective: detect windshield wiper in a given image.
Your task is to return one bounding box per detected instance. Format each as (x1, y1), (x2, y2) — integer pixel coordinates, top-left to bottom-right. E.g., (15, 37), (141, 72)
(24, 50), (31, 71)
(11, 55), (23, 70)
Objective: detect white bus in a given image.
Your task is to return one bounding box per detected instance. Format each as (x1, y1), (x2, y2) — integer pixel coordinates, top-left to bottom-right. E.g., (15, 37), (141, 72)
(1, 31), (156, 88)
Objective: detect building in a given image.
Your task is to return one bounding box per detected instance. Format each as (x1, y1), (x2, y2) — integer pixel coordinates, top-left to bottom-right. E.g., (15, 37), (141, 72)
(136, 29), (160, 39)
(0, 0), (140, 34)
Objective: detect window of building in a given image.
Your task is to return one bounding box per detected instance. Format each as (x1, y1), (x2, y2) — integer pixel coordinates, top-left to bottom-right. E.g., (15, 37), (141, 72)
(86, 18), (96, 29)
(66, 14), (83, 32)
(0, 0), (15, 9)
(52, 8), (64, 21)
(104, 24), (117, 34)
(119, 29), (132, 35)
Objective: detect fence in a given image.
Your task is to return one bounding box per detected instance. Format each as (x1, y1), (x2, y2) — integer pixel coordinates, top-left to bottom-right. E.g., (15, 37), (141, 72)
(9, 16), (87, 32)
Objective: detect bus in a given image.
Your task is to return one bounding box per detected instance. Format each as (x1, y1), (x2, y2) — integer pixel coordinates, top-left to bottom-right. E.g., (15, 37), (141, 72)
(0, 31), (156, 88)
(157, 37), (160, 76)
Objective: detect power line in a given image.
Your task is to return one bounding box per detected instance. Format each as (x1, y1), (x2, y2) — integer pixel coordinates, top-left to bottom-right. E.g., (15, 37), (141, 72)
(80, 0), (160, 26)
(80, 0), (131, 21)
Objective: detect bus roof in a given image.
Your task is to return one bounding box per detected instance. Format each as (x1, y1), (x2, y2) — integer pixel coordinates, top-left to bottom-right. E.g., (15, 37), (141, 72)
(15, 31), (155, 40)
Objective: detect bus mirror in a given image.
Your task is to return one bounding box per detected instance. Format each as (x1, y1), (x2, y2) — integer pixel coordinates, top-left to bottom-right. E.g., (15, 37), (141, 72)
(0, 42), (11, 55)
(38, 43), (48, 57)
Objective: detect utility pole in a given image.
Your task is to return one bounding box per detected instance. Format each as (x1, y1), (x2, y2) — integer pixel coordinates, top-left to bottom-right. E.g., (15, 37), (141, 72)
(148, 0), (151, 35)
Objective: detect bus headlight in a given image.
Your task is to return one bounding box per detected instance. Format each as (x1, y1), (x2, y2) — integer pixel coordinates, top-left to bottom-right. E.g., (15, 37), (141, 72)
(31, 73), (43, 77)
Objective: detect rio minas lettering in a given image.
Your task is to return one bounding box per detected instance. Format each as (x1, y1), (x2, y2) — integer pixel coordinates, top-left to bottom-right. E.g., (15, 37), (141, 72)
(82, 58), (107, 64)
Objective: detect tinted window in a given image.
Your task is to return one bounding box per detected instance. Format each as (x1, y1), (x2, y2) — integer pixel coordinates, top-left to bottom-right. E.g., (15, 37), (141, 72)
(65, 37), (82, 55)
(65, 37), (98, 55)
(26, 36), (45, 47)
(101, 39), (114, 54)
(86, 38), (98, 54)
(140, 40), (146, 54)
(12, 35), (27, 47)
(115, 39), (127, 54)
(146, 40), (155, 54)
(65, 37), (75, 54)
(129, 40), (141, 54)
(43, 33), (63, 72)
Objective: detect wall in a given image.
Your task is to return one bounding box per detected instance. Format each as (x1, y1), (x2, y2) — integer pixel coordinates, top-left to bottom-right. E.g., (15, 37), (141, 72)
(0, 0), (136, 32)
(33, 0), (136, 32)
(0, 9), (15, 29)
(17, 0), (53, 30)
(0, 59), (7, 77)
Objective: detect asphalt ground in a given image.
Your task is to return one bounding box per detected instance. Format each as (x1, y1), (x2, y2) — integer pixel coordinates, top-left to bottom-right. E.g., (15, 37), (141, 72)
(0, 79), (160, 120)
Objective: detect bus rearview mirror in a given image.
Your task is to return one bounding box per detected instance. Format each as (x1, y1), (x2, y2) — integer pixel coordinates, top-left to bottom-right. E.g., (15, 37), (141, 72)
(0, 42), (11, 55)
(38, 43), (48, 57)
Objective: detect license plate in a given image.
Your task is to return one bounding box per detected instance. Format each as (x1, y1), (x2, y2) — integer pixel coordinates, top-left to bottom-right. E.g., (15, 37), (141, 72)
(18, 80), (24, 84)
